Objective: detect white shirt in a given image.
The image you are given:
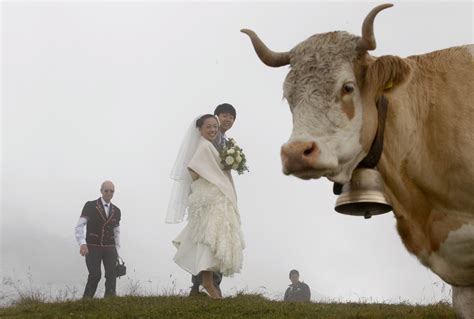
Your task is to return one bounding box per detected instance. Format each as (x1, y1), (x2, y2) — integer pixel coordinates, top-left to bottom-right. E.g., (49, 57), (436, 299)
(101, 198), (111, 217)
(74, 199), (121, 251)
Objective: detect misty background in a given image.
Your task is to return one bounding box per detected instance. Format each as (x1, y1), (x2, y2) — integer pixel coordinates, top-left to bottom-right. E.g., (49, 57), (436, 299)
(1, 1), (472, 305)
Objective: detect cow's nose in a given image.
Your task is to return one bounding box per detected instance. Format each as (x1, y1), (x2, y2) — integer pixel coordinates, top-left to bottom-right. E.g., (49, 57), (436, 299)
(281, 141), (319, 175)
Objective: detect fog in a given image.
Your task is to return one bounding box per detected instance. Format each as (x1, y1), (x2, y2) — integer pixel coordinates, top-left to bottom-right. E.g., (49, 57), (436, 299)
(1, 1), (472, 304)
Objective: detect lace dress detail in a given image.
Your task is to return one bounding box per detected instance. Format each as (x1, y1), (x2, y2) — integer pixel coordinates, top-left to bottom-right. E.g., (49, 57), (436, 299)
(173, 178), (245, 276)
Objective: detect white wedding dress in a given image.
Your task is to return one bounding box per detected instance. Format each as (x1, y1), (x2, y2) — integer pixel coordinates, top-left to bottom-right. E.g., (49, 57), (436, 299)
(172, 137), (245, 276)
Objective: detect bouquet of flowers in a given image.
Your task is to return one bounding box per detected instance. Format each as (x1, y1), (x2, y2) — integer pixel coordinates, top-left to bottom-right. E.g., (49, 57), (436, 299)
(219, 138), (249, 175)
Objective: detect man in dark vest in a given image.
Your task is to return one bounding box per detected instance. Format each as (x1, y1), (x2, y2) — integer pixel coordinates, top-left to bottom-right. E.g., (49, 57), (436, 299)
(75, 181), (121, 298)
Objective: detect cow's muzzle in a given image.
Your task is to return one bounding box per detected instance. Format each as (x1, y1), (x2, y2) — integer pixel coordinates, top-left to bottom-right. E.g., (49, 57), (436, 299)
(281, 141), (337, 179)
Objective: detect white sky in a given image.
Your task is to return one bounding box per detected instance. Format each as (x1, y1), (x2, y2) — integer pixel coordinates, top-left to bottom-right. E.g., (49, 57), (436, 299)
(1, 1), (472, 304)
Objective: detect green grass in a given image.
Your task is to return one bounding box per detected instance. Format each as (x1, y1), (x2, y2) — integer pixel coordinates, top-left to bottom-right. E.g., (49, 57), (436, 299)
(0, 294), (455, 319)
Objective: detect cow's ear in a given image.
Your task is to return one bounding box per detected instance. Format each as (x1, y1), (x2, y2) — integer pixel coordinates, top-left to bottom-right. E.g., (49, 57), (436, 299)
(365, 55), (412, 95)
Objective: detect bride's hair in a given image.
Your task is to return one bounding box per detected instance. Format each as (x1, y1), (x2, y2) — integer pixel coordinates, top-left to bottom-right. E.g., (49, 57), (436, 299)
(196, 114), (217, 128)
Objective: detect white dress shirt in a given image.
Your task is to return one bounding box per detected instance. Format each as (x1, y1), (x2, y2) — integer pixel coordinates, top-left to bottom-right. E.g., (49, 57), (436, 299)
(102, 198), (111, 218)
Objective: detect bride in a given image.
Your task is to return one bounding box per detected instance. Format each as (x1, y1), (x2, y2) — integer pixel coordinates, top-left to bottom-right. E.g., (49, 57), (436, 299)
(166, 114), (245, 299)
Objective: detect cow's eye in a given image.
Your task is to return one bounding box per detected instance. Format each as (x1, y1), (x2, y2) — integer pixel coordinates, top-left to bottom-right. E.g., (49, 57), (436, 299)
(342, 83), (354, 94)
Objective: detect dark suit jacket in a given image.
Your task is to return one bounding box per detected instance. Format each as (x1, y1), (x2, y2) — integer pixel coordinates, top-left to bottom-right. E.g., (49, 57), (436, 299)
(284, 282), (311, 302)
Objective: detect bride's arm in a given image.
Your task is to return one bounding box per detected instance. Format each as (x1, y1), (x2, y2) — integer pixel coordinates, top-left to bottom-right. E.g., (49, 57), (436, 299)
(188, 168), (200, 181)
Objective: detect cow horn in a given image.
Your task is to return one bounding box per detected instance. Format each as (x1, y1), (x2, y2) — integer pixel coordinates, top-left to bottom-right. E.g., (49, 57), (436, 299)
(357, 3), (393, 51)
(241, 29), (290, 67)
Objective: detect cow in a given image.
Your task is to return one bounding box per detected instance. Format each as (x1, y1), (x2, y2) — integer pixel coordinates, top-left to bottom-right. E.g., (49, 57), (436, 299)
(242, 3), (474, 318)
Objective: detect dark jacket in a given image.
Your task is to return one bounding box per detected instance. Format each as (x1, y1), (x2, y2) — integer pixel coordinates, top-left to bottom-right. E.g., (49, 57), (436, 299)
(284, 282), (311, 302)
(80, 198), (121, 247)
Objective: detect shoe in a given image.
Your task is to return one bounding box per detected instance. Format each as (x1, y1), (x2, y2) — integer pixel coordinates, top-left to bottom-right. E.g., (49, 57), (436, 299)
(214, 284), (222, 298)
(189, 286), (204, 297)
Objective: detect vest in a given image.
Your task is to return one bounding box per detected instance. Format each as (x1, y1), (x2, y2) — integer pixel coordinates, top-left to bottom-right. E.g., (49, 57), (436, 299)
(80, 198), (121, 246)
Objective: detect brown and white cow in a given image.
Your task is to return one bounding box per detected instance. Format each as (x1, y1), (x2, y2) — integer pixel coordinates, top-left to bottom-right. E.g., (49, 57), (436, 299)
(242, 3), (474, 318)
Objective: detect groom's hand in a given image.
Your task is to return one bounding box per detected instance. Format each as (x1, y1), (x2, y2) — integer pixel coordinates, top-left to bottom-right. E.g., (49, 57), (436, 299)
(80, 244), (89, 256)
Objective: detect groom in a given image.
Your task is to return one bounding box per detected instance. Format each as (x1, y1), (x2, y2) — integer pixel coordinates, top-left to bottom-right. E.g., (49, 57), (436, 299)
(213, 103), (236, 150)
(189, 102), (237, 296)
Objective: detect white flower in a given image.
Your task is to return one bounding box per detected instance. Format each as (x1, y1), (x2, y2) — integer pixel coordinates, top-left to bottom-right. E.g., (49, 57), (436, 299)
(227, 148), (235, 155)
(232, 163), (238, 170)
(225, 156), (234, 165)
(236, 156), (242, 163)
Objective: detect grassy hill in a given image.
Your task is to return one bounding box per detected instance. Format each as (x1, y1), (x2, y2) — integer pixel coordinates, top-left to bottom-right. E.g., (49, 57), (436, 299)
(0, 294), (455, 318)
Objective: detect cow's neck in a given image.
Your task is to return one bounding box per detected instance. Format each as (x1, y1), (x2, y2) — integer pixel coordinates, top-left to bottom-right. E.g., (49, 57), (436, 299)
(376, 46), (474, 284)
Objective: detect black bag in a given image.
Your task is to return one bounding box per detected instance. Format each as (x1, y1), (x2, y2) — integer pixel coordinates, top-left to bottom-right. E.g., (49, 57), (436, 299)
(116, 256), (126, 278)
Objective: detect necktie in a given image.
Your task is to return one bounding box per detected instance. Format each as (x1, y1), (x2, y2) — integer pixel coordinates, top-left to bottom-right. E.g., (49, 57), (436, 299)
(104, 203), (109, 217)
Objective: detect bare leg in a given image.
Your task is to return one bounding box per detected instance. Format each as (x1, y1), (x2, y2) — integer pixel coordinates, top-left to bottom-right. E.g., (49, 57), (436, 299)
(201, 271), (221, 299)
(453, 285), (474, 319)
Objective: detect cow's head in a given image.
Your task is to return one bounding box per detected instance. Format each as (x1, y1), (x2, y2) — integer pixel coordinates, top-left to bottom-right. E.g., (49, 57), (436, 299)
(242, 3), (411, 184)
